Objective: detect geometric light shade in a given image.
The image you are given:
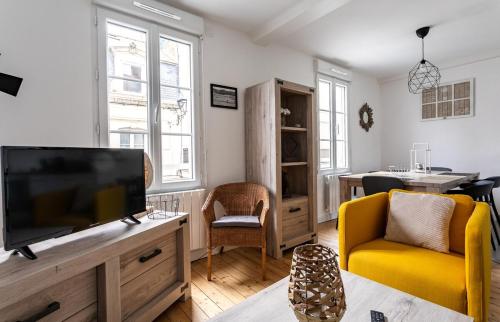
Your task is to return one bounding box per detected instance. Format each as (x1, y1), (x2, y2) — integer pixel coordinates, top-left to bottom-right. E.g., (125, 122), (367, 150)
(408, 59), (441, 94)
(408, 26), (441, 94)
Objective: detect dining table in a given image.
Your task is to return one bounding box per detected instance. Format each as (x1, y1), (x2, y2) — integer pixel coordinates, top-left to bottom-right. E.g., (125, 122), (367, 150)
(338, 171), (480, 205)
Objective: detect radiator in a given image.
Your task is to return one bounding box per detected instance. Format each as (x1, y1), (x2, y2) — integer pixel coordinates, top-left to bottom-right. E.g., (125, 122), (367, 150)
(147, 188), (207, 251)
(324, 174), (338, 213)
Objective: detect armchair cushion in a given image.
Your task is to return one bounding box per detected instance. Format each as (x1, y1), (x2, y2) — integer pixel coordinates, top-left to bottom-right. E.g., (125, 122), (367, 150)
(385, 191), (456, 253)
(212, 215), (261, 228)
(349, 238), (467, 314)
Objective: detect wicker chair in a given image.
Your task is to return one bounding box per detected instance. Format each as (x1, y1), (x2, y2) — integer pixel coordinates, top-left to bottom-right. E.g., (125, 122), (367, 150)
(202, 182), (270, 281)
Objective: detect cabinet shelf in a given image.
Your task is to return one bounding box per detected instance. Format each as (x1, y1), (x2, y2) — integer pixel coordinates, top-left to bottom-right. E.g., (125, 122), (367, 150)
(281, 126), (307, 132)
(282, 195), (308, 203)
(282, 162), (307, 167)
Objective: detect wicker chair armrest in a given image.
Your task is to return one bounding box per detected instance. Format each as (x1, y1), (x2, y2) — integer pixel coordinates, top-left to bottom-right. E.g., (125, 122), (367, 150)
(202, 190), (217, 227)
(259, 207), (270, 227)
(258, 191), (270, 227)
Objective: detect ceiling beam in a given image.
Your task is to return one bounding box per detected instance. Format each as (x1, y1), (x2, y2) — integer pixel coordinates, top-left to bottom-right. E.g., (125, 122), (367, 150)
(252, 0), (352, 45)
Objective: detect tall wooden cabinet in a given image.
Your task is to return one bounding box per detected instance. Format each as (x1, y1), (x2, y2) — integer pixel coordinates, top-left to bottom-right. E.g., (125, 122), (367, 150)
(245, 78), (318, 258)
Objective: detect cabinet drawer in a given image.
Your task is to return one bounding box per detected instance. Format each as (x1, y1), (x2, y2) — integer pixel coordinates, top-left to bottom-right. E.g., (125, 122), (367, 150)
(283, 215), (310, 241)
(121, 256), (178, 319)
(0, 269), (97, 322)
(120, 232), (177, 285)
(282, 197), (308, 221)
(282, 197), (310, 241)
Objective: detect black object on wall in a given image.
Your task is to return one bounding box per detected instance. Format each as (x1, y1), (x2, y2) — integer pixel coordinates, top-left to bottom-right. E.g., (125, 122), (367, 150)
(0, 72), (23, 97)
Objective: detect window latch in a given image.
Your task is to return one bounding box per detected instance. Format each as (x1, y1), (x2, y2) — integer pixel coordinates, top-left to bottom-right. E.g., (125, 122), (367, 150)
(155, 103), (160, 124)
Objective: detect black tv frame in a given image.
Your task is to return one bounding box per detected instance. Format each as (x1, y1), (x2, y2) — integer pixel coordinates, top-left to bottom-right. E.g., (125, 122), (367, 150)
(1, 146), (144, 260)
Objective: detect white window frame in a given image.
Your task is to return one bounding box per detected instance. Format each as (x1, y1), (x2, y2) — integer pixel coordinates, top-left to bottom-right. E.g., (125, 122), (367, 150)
(96, 7), (203, 193)
(317, 73), (351, 174)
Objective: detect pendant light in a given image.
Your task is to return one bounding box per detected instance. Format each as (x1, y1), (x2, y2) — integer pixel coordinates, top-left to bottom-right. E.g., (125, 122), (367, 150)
(408, 26), (441, 94)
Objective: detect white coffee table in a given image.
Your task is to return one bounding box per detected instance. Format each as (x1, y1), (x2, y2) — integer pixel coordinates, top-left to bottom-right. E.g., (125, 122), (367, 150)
(209, 270), (473, 322)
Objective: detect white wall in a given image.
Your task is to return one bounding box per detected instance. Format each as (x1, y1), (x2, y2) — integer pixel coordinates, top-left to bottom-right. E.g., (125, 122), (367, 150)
(201, 21), (316, 188)
(380, 57), (500, 198)
(0, 0), (382, 246)
(0, 0), (95, 146)
(350, 72), (382, 173)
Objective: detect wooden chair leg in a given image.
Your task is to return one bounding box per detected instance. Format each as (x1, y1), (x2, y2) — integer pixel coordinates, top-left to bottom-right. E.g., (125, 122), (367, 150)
(219, 246), (224, 255)
(207, 245), (212, 281)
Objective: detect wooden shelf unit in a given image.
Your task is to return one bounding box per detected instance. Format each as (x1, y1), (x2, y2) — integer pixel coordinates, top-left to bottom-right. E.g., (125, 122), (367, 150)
(245, 78), (318, 258)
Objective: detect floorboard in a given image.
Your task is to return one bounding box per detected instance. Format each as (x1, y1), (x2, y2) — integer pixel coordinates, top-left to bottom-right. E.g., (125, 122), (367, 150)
(156, 220), (500, 322)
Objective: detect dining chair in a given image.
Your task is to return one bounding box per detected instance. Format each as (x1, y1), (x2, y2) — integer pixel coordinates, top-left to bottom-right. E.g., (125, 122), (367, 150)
(353, 170), (378, 198)
(337, 176), (407, 231)
(362, 176), (405, 196)
(448, 180), (499, 250)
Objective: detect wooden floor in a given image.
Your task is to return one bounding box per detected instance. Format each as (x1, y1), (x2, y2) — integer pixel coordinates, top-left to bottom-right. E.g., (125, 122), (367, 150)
(157, 220), (500, 322)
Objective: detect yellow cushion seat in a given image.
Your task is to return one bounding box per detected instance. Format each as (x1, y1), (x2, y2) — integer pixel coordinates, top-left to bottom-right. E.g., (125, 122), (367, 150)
(349, 238), (467, 314)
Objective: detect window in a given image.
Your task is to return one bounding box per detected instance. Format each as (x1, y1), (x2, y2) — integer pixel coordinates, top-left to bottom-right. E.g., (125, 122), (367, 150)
(97, 9), (201, 191)
(318, 75), (349, 172)
(421, 79), (474, 120)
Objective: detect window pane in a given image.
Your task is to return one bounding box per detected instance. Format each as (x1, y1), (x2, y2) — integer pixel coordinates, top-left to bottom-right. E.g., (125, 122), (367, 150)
(133, 133), (145, 149)
(336, 140), (346, 169)
(160, 87), (192, 134)
(320, 140), (332, 169)
(319, 111), (331, 140)
(120, 133), (130, 148)
(160, 37), (191, 88)
(161, 135), (193, 182)
(336, 85), (346, 113)
(108, 78), (148, 132)
(109, 133), (148, 151)
(107, 22), (147, 81)
(318, 80), (331, 110)
(336, 113), (345, 140)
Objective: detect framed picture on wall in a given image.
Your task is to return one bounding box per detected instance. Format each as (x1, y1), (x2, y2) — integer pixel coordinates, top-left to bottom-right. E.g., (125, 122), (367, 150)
(420, 78), (474, 121)
(210, 84), (238, 109)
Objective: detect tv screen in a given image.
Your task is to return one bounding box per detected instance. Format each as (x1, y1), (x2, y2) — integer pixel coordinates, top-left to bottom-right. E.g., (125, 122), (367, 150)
(1, 147), (145, 254)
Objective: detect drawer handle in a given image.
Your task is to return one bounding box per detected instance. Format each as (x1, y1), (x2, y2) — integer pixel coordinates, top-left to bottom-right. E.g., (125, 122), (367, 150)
(17, 301), (60, 322)
(139, 248), (162, 263)
(289, 207), (301, 213)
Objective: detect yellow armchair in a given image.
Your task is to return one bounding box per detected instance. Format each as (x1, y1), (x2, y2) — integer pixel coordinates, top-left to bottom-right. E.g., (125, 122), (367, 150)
(338, 191), (491, 322)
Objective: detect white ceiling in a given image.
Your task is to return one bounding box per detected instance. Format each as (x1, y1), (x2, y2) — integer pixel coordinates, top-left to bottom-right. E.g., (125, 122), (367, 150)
(160, 0), (303, 33)
(161, 0), (500, 80)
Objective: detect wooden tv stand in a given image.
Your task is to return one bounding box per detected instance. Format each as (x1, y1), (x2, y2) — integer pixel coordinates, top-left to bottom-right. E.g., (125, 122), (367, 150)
(0, 214), (190, 321)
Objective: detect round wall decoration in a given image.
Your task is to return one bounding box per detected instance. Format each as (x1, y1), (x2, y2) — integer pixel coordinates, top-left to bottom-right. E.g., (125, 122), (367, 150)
(359, 103), (374, 132)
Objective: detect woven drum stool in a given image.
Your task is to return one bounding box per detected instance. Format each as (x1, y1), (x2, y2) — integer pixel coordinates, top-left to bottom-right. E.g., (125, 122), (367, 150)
(288, 244), (346, 322)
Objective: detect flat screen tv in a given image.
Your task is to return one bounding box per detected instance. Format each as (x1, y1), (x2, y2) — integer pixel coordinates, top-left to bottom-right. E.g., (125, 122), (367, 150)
(1, 146), (146, 259)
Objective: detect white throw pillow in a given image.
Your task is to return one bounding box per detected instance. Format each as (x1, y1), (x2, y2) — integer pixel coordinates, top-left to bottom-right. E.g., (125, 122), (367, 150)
(385, 191), (456, 253)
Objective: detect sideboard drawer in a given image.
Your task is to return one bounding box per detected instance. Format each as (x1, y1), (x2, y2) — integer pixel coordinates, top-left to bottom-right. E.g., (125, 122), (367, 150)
(121, 256), (178, 319)
(0, 268), (97, 322)
(120, 231), (177, 285)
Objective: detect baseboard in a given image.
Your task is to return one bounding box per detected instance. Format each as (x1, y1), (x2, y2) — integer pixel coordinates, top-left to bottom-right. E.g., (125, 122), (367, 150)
(318, 212), (337, 224)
